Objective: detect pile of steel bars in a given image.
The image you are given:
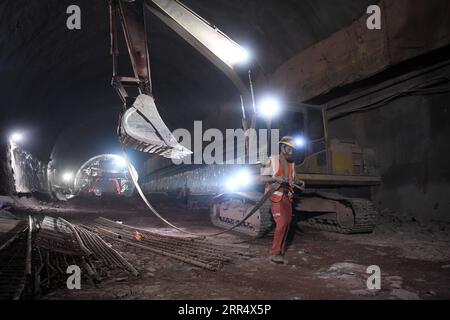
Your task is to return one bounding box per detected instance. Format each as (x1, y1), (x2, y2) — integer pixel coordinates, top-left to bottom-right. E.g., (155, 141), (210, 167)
(0, 218), (27, 251)
(35, 216), (85, 256)
(85, 217), (243, 271)
(0, 218), (29, 300)
(0, 215), (140, 299)
(33, 216), (138, 293)
(74, 225), (138, 276)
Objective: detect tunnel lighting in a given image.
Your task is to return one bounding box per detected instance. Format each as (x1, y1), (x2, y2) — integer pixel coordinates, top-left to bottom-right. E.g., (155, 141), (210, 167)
(237, 169), (252, 187)
(114, 156), (127, 167)
(62, 172), (74, 183)
(294, 136), (306, 148)
(231, 47), (250, 65)
(258, 97), (281, 119)
(218, 44), (250, 66)
(209, 34), (250, 67)
(225, 169), (253, 192)
(225, 178), (239, 192)
(10, 132), (24, 143)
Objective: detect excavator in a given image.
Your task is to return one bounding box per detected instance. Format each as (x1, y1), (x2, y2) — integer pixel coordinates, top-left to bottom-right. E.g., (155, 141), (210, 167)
(109, 0), (381, 237)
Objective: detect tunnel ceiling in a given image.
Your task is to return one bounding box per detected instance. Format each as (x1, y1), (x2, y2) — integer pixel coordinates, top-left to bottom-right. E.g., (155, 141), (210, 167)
(0, 0), (374, 164)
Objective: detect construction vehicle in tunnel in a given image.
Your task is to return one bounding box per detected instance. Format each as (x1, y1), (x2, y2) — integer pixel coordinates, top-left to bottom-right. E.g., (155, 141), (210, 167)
(108, 0), (381, 236)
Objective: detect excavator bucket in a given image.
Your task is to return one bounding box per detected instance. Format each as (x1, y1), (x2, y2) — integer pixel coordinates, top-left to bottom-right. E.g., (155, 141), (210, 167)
(119, 94), (192, 159)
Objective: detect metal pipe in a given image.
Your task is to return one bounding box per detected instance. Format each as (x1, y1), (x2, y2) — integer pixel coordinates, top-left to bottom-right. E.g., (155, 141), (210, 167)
(25, 216), (32, 276)
(77, 226), (139, 276)
(109, 0), (119, 77)
(100, 232), (219, 271)
(248, 70), (256, 114)
(321, 106), (331, 172)
(240, 95), (246, 119)
(95, 218), (231, 254)
(78, 227), (122, 268)
(92, 222), (230, 261)
(58, 218), (92, 257)
(93, 226), (221, 269)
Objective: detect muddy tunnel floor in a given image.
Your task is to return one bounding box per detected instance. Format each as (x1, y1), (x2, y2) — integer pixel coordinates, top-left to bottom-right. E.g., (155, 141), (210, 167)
(7, 196), (450, 300)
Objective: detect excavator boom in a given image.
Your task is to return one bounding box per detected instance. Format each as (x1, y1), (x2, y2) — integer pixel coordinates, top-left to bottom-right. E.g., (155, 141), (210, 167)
(145, 0), (250, 98)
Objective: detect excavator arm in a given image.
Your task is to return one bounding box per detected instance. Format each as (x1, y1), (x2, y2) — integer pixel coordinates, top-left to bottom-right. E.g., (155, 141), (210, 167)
(109, 0), (152, 106)
(109, 0), (254, 158)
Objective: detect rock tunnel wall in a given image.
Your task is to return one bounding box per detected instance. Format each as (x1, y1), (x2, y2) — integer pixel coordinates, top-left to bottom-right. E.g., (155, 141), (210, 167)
(0, 142), (50, 196)
(272, 0), (450, 102)
(0, 143), (15, 196)
(327, 69), (450, 223)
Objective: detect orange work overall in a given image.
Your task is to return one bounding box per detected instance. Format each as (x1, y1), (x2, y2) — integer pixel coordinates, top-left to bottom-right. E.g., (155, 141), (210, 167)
(266, 156), (295, 255)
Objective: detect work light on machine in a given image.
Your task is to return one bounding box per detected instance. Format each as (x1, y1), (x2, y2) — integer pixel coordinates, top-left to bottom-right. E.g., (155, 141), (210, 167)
(224, 169), (253, 192)
(258, 96), (281, 119)
(207, 31), (250, 67)
(219, 43), (250, 66)
(294, 136), (306, 148)
(113, 155), (127, 167)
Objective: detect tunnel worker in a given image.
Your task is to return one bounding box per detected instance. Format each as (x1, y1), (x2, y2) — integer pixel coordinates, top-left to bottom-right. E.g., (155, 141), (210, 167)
(260, 136), (305, 264)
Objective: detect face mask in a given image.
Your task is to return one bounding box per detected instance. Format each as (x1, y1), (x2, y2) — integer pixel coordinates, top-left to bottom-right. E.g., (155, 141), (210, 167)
(282, 147), (294, 162)
(285, 153), (294, 163)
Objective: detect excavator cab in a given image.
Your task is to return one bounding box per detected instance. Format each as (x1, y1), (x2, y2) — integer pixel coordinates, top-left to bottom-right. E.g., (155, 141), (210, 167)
(253, 103), (326, 167)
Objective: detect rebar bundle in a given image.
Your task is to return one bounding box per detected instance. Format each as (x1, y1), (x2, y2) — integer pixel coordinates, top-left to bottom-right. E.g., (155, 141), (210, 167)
(85, 217), (249, 271)
(0, 227), (28, 300)
(32, 216), (138, 293)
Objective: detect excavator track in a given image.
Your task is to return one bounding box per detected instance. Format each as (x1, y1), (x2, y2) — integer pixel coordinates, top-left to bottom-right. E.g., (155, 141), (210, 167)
(296, 193), (378, 234)
(211, 192), (378, 237)
(210, 192), (274, 238)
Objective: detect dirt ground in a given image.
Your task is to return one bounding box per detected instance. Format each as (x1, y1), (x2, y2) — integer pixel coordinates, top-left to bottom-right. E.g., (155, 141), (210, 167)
(10, 195), (450, 300)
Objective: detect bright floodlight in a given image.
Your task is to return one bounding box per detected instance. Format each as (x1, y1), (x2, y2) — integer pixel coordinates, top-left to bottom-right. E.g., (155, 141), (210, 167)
(225, 169), (252, 192)
(211, 36), (250, 66)
(10, 132), (23, 143)
(114, 156), (127, 167)
(221, 46), (250, 66)
(225, 177), (239, 192)
(236, 169), (252, 187)
(259, 97), (281, 119)
(62, 172), (73, 182)
(294, 136), (306, 148)
(233, 47), (250, 65)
